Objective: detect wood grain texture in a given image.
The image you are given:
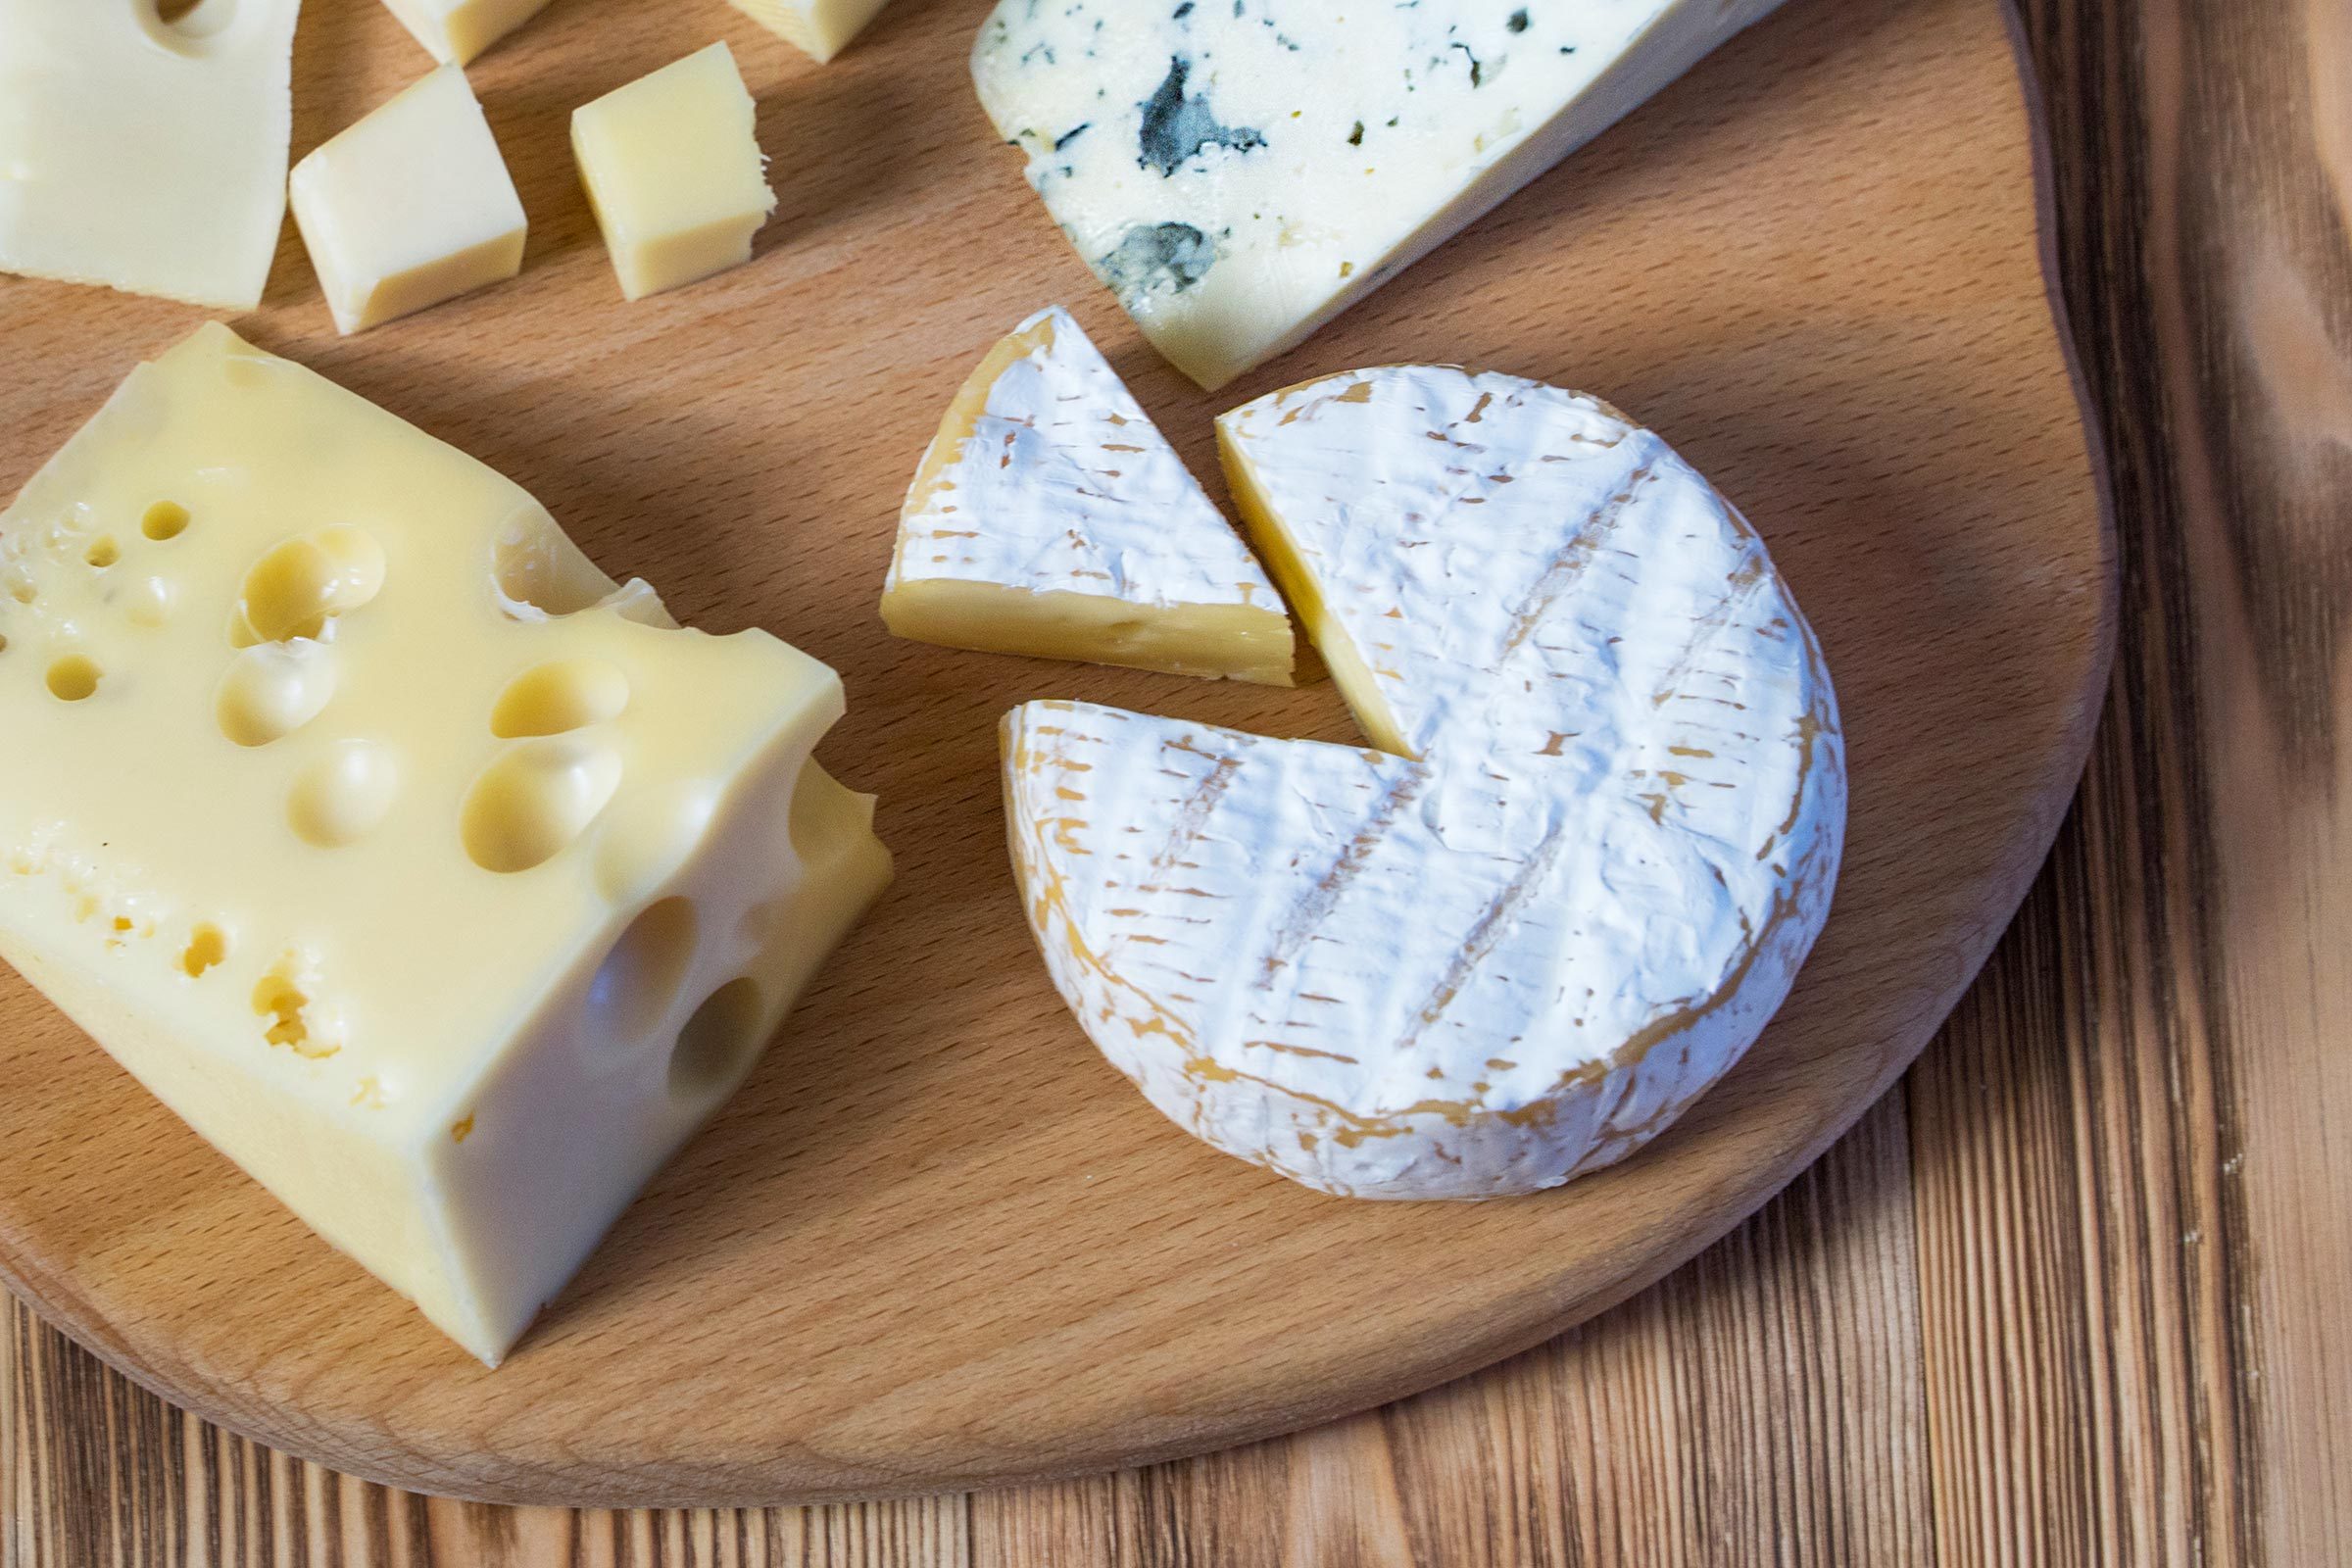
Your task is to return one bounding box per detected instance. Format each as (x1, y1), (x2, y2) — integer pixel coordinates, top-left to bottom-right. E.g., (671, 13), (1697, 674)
(36, 0), (2342, 1552)
(0, 0), (2108, 1510)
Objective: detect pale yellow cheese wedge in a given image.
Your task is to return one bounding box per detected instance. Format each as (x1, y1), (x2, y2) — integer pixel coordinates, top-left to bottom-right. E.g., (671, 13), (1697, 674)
(883, 307), (1295, 686)
(0, 323), (890, 1364)
(572, 43), (777, 302)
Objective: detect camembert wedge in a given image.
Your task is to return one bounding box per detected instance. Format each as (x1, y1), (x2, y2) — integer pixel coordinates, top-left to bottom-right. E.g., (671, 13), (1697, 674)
(1004, 367), (1843, 1200)
(884, 307), (1294, 686)
(972, 0), (1786, 389)
(0, 323), (890, 1362)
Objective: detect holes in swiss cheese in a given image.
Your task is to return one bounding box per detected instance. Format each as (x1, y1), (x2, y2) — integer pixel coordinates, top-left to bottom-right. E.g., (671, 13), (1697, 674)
(143, 0), (240, 49)
(231, 525), (385, 647)
(461, 736), (623, 873)
(491, 514), (615, 620)
(579, 897), (700, 1067)
(181, 924), (228, 979)
(142, 502), (191, 542)
(215, 641), (337, 747)
(668, 978), (763, 1100)
(490, 659), (630, 738)
(84, 537), (120, 569)
(45, 656), (101, 702)
(287, 741), (400, 848)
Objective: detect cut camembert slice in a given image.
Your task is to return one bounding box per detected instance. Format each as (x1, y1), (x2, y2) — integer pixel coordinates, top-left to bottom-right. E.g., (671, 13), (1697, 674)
(884, 307), (1294, 686)
(1004, 367), (1844, 1200)
(972, 0), (1787, 390)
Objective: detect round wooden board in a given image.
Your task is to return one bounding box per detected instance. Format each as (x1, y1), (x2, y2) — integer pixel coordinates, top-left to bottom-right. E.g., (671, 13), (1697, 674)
(0, 0), (2110, 1509)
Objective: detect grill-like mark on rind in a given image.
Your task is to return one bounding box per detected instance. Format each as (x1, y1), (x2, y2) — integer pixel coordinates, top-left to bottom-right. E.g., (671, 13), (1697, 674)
(1496, 465), (1657, 663)
(1394, 820), (1572, 1056)
(1649, 542), (1778, 710)
(1253, 759), (1433, 990)
(1105, 736), (1244, 964)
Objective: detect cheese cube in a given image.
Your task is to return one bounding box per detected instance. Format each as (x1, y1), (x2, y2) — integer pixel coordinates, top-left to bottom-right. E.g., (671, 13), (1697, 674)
(0, 323), (891, 1364)
(379, 0), (557, 66)
(725, 0), (894, 64)
(290, 66), (528, 335)
(572, 44), (776, 302)
(0, 0), (301, 309)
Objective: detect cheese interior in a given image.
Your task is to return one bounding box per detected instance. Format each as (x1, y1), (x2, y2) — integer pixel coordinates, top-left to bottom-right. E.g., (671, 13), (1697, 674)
(380, 0), (558, 66)
(290, 65), (528, 335)
(883, 307), (1294, 686)
(973, 0), (1787, 389)
(571, 42), (777, 302)
(0, 324), (890, 1362)
(0, 0), (300, 309)
(726, 0), (895, 63)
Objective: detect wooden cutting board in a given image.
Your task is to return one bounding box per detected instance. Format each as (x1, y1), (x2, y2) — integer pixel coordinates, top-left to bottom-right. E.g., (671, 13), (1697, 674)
(0, 0), (2109, 1508)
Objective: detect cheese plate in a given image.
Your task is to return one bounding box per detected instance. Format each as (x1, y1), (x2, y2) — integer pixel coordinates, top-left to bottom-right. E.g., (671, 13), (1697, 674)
(0, 0), (2110, 1506)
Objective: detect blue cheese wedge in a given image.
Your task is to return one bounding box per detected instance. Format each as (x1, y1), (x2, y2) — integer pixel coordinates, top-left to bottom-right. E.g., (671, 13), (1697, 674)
(1004, 367), (1844, 1199)
(971, 0), (1786, 389)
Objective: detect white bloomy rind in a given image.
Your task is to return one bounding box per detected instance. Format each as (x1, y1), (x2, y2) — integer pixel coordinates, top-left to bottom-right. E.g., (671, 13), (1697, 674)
(1003, 367), (1844, 1200)
(972, 0), (1788, 389)
(888, 307), (1278, 612)
(883, 307), (1294, 684)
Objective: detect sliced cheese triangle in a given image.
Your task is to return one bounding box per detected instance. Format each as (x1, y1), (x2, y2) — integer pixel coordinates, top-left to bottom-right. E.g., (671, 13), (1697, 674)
(1004, 367), (1844, 1200)
(883, 307), (1296, 687)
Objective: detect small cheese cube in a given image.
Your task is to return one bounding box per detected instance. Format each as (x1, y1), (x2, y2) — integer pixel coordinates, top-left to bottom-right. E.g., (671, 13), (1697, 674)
(725, 0), (895, 64)
(379, 0), (556, 66)
(0, 324), (892, 1364)
(571, 44), (776, 302)
(290, 66), (527, 335)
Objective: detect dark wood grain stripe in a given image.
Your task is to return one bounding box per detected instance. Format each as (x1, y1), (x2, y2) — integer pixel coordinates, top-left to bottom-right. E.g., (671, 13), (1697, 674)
(3, 0), (2326, 1561)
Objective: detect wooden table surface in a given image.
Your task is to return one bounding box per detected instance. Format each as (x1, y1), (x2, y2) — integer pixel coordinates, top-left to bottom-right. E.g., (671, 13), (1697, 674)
(4, 0), (2343, 1560)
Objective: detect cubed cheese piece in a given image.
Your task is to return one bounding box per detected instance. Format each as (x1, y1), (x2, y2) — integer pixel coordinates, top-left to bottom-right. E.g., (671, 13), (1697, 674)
(0, 0), (301, 309)
(0, 323), (891, 1364)
(972, 0), (1788, 389)
(572, 43), (776, 302)
(884, 307), (1293, 685)
(290, 66), (528, 335)
(725, 0), (893, 64)
(379, 0), (556, 66)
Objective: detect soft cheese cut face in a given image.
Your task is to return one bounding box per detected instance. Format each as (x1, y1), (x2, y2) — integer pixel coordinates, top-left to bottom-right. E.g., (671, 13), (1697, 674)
(1004, 368), (1844, 1200)
(0, 324), (889, 1361)
(972, 0), (1787, 390)
(0, 0), (301, 309)
(883, 307), (1295, 685)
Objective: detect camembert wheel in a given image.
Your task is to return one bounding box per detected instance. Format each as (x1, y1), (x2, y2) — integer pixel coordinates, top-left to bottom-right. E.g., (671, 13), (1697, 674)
(1003, 367), (1846, 1200)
